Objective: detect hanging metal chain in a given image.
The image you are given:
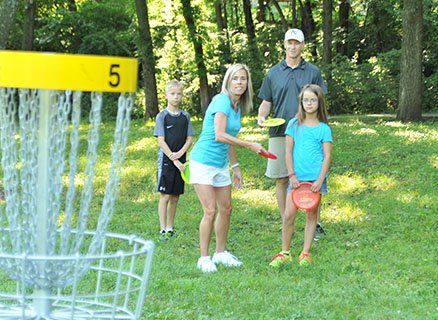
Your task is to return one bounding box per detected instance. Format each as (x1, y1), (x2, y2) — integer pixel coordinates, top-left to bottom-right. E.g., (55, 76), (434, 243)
(0, 89), (133, 289)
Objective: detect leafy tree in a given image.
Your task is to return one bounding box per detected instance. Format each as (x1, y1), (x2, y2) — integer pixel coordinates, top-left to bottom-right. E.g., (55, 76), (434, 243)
(3, 0), (435, 118)
(356, 0), (402, 62)
(0, 0), (19, 49)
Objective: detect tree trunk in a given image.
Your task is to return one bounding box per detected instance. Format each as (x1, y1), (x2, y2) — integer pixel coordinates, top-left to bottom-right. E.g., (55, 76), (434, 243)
(214, 0), (226, 30)
(242, 0), (256, 42)
(271, 0), (289, 30)
(322, 0), (332, 79)
(397, 0), (423, 122)
(181, 0), (210, 114)
(232, 0), (240, 27)
(134, 0), (159, 119)
(0, 0), (19, 49)
(22, 0), (36, 51)
(291, 0), (297, 27)
(67, 0), (77, 12)
(242, 0), (263, 83)
(214, 0), (231, 67)
(336, 0), (349, 56)
(299, 0), (317, 57)
(256, 0), (267, 23)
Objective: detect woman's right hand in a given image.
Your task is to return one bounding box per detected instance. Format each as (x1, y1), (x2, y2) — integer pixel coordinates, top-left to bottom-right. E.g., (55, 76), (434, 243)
(247, 142), (265, 154)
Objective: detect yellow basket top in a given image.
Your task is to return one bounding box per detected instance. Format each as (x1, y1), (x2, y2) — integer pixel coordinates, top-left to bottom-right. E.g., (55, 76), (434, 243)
(0, 50), (138, 93)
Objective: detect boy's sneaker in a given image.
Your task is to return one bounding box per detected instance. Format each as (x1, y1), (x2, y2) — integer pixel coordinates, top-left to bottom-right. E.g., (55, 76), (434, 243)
(269, 251), (292, 267)
(158, 231), (167, 242)
(212, 251), (243, 267)
(197, 256), (217, 273)
(314, 223), (326, 241)
(298, 252), (312, 266)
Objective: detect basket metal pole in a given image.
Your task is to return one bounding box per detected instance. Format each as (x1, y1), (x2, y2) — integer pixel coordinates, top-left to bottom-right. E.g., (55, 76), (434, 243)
(33, 89), (52, 316)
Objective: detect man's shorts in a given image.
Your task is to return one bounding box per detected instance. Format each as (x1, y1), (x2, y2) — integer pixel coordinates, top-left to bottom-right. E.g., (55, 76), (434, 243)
(265, 136), (288, 179)
(157, 163), (185, 195)
(189, 161), (231, 187)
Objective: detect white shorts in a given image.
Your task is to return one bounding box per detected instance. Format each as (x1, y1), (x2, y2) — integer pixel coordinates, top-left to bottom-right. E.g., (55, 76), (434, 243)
(189, 161), (231, 187)
(265, 137), (288, 179)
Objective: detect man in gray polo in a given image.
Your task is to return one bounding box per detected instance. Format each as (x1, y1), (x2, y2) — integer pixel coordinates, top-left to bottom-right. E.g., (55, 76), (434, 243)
(257, 28), (327, 238)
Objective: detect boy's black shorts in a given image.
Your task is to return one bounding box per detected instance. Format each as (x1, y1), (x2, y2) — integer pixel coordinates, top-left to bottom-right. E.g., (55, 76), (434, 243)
(157, 164), (185, 195)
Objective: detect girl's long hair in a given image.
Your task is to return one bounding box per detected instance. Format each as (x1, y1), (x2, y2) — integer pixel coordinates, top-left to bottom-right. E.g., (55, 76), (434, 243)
(296, 84), (329, 124)
(221, 63), (253, 115)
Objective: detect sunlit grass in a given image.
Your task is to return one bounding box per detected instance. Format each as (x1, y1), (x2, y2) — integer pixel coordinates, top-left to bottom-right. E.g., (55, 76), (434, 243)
(330, 174), (367, 194)
(324, 201), (367, 223)
(125, 136), (156, 151)
(370, 174), (398, 191)
(352, 127), (378, 135)
(0, 115), (436, 319)
(233, 189), (277, 209)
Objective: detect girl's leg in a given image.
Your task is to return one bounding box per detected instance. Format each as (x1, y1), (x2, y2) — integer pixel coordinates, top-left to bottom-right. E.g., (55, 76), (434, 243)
(166, 195), (180, 230)
(158, 193), (170, 230)
(282, 194), (298, 252)
(194, 184), (217, 257)
(213, 186), (232, 252)
(303, 207), (318, 252)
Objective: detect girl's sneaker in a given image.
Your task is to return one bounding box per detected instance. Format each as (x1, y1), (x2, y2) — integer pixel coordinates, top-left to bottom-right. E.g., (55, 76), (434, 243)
(269, 251), (292, 267)
(298, 252), (312, 266)
(212, 251), (243, 267)
(197, 256), (217, 273)
(166, 229), (176, 239)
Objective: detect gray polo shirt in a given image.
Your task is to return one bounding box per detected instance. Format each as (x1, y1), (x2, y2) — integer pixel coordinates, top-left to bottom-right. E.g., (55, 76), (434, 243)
(258, 58), (327, 137)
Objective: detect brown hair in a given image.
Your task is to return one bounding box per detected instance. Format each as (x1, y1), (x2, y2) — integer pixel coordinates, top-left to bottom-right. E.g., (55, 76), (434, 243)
(296, 84), (328, 124)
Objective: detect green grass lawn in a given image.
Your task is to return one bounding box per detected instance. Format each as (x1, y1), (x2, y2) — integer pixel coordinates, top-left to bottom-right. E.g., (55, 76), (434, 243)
(112, 115), (437, 319)
(1, 115), (437, 319)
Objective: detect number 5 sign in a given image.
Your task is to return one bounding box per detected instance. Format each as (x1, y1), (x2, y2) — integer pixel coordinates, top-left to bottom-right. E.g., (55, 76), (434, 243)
(0, 51), (138, 93)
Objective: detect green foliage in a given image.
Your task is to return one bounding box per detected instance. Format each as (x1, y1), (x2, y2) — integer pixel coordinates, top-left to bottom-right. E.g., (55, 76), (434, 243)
(327, 50), (400, 114)
(5, 0), (437, 117)
(36, 0), (136, 55)
(354, 0), (402, 61)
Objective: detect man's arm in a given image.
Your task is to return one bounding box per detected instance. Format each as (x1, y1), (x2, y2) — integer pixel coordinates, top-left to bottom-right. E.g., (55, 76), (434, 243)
(257, 100), (272, 126)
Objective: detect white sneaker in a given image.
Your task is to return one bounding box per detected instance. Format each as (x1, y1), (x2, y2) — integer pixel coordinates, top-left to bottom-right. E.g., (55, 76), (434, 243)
(197, 256), (217, 273)
(212, 251), (243, 267)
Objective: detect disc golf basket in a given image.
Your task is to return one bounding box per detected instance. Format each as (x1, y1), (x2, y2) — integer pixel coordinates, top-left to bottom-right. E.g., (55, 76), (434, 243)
(0, 51), (154, 319)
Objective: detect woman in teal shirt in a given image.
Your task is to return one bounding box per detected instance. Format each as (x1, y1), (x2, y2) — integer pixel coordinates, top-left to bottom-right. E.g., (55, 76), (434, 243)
(190, 64), (266, 273)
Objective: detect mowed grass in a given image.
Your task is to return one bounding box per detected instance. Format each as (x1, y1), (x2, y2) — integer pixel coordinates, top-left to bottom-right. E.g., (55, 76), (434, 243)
(1, 115), (437, 319)
(113, 115), (437, 319)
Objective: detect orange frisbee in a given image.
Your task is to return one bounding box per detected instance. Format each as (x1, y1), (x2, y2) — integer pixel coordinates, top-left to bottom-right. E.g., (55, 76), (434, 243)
(291, 182), (321, 211)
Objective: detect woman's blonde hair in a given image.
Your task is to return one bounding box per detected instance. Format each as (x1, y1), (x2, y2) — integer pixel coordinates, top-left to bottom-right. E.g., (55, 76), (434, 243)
(296, 84), (328, 124)
(221, 63), (253, 115)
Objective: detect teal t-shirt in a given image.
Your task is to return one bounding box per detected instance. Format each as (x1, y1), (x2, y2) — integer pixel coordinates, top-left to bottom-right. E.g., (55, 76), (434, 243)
(190, 93), (241, 168)
(285, 118), (332, 181)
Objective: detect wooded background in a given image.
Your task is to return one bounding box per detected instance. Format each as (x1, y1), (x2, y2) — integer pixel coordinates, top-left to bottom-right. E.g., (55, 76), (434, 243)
(0, 0), (436, 122)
